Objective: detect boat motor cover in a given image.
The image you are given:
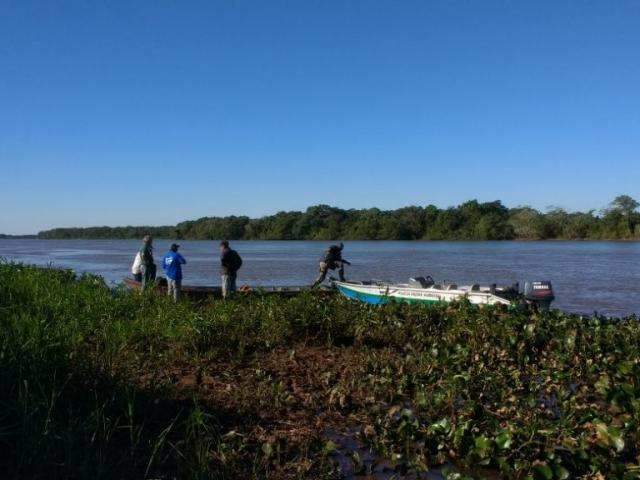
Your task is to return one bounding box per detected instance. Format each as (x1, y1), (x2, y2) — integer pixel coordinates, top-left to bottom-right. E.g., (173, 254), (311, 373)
(524, 281), (555, 301)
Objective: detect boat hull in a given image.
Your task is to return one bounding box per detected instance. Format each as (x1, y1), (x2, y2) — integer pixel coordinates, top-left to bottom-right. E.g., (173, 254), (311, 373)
(335, 283), (439, 305)
(334, 281), (512, 306)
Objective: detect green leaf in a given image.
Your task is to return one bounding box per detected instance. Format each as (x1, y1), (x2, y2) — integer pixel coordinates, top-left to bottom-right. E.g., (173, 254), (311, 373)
(594, 374), (610, 394)
(554, 465), (570, 480)
(532, 463), (553, 480)
(453, 372), (470, 382)
(429, 417), (451, 434)
(564, 330), (576, 349)
(322, 440), (337, 454)
(617, 360), (633, 376)
(415, 391), (429, 408)
(595, 422), (625, 452)
(261, 442), (274, 458)
(608, 427), (625, 453)
(474, 435), (491, 449)
(473, 435), (492, 459)
(495, 431), (512, 450)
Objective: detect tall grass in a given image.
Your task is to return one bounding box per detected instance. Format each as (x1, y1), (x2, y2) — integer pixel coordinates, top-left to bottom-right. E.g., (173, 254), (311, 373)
(0, 262), (361, 478)
(0, 263), (242, 478)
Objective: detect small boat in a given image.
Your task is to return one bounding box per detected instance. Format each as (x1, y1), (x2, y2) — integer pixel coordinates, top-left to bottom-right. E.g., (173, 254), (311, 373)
(122, 277), (329, 301)
(333, 276), (554, 309)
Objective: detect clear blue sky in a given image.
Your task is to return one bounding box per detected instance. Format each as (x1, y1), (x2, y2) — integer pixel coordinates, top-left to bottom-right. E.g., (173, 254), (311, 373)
(1, 1), (639, 234)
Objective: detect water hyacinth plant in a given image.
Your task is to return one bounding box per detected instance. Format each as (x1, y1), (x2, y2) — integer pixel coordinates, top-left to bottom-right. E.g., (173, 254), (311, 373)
(1, 261), (639, 479)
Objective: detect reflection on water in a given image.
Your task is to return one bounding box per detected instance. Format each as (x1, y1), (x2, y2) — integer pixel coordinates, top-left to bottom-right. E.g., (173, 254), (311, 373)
(325, 428), (446, 479)
(1, 239), (638, 316)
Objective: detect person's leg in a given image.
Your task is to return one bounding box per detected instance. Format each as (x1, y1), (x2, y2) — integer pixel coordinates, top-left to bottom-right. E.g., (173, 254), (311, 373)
(338, 263), (346, 281)
(142, 264), (157, 291)
(167, 279), (175, 300)
(133, 273), (142, 282)
(221, 274), (229, 299)
(142, 265), (151, 290)
(312, 263), (328, 288)
(174, 279), (181, 302)
(230, 272), (237, 295)
(149, 263), (157, 281)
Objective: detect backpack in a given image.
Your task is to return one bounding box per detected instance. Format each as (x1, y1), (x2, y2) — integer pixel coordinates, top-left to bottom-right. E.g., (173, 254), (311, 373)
(324, 245), (342, 264)
(228, 249), (243, 271)
(131, 252), (142, 274)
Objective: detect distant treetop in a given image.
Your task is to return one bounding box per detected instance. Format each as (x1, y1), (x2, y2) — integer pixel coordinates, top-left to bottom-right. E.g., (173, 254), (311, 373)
(32, 195), (640, 241)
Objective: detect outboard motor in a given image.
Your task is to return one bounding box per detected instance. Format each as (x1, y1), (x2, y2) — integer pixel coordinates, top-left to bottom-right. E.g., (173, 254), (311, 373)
(523, 281), (555, 311)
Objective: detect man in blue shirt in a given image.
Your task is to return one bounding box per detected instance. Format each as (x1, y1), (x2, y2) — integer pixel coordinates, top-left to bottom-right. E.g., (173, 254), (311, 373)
(162, 243), (186, 302)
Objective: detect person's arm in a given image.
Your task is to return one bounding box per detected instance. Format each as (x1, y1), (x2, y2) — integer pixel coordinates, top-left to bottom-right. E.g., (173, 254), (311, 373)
(179, 253), (186, 264)
(342, 258), (351, 266)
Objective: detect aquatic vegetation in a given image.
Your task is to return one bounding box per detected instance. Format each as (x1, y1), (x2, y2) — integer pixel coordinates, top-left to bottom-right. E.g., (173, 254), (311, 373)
(1, 262), (639, 479)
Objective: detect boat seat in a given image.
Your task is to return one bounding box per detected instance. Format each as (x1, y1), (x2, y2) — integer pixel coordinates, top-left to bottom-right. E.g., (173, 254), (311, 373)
(446, 284), (458, 290)
(471, 284), (480, 291)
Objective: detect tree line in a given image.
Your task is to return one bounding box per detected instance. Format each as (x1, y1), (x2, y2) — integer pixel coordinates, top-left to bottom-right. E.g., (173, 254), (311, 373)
(34, 195), (640, 241)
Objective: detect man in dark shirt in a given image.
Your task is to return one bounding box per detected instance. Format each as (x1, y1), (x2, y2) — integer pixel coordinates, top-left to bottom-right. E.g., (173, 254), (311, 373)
(140, 235), (156, 290)
(219, 240), (242, 298)
(312, 242), (350, 288)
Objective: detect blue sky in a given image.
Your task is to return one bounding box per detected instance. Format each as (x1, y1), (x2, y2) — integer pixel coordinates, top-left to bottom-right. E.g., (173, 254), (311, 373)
(1, 0), (639, 234)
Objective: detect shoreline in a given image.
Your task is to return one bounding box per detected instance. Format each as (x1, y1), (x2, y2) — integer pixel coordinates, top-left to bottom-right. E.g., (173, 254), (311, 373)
(3, 260), (639, 319)
(2, 237), (640, 242)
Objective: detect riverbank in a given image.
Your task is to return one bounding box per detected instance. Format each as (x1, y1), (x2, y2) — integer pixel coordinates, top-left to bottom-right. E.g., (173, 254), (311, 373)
(2, 263), (640, 479)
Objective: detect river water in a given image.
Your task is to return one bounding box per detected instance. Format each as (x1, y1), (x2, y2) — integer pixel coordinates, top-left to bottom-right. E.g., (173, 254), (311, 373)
(1, 239), (638, 316)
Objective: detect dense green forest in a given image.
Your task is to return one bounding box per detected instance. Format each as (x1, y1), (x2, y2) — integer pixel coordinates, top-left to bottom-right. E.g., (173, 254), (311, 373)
(32, 195), (640, 241)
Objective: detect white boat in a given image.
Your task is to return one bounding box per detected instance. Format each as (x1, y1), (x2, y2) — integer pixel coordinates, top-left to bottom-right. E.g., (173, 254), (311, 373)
(333, 276), (554, 309)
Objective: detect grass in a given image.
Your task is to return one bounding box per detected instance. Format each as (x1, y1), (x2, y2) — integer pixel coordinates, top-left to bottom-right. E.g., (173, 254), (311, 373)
(1, 261), (639, 479)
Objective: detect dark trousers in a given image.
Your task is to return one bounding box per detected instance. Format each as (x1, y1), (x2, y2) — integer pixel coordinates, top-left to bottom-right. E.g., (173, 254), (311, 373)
(142, 264), (156, 290)
(133, 273), (142, 282)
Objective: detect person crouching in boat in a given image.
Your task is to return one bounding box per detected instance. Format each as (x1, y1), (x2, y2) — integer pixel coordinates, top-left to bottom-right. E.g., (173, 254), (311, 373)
(312, 242), (351, 288)
(162, 243), (186, 302)
(140, 235), (156, 290)
(220, 240), (242, 299)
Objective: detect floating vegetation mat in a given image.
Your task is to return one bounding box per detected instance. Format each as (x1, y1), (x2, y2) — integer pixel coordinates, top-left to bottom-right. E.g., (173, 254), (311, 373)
(1, 262), (639, 479)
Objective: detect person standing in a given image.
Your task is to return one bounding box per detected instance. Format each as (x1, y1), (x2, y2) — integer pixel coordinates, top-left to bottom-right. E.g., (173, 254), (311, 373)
(140, 235), (156, 290)
(162, 243), (186, 302)
(219, 240), (242, 299)
(312, 242), (351, 288)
